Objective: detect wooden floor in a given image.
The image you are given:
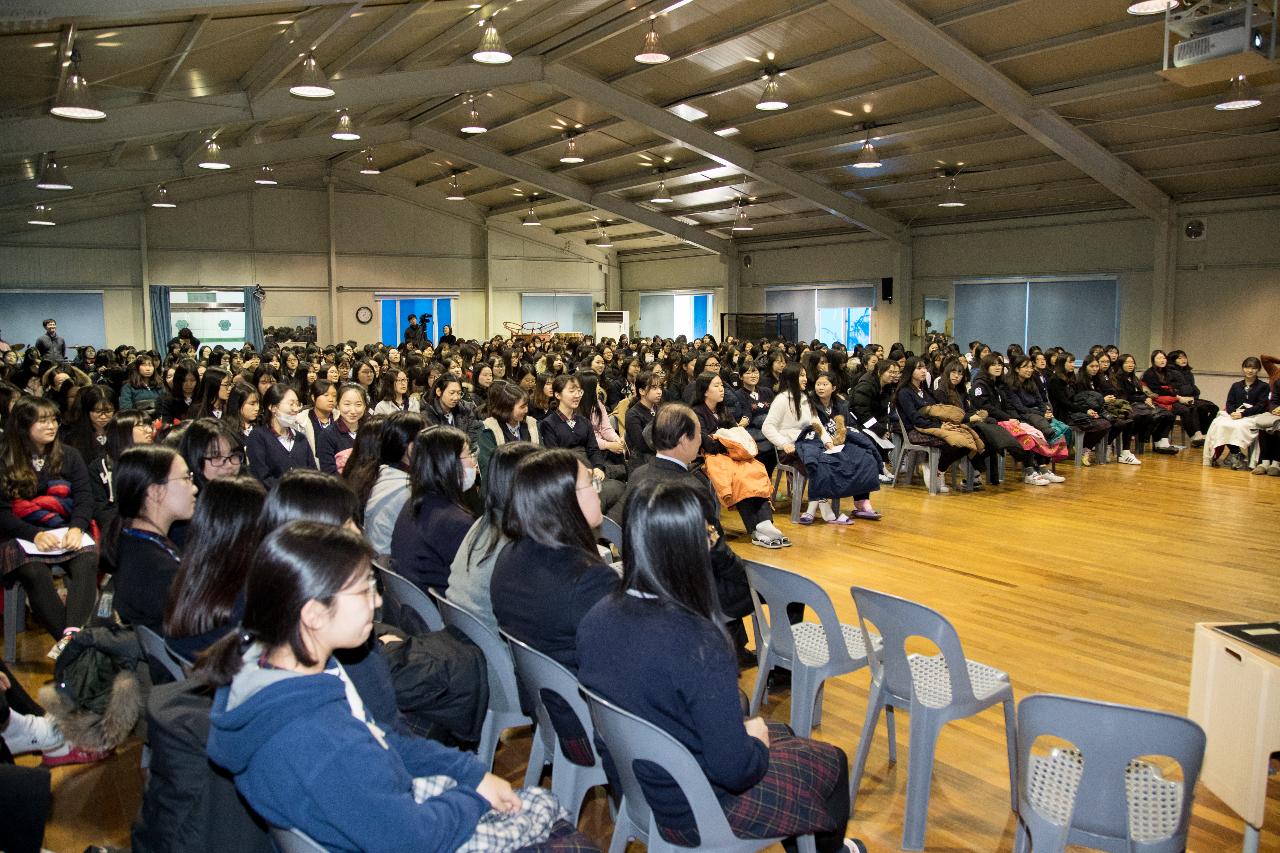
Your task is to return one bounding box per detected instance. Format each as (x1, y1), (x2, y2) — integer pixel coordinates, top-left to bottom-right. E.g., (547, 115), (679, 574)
(7, 449), (1280, 852)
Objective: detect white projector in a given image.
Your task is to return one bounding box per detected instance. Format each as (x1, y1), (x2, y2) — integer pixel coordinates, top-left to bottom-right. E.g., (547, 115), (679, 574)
(1173, 25), (1263, 66)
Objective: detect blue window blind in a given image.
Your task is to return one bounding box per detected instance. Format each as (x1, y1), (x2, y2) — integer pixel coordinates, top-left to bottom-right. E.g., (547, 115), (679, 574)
(953, 279), (1118, 354)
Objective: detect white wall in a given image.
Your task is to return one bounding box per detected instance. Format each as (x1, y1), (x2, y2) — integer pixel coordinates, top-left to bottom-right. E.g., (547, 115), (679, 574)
(619, 253), (728, 338)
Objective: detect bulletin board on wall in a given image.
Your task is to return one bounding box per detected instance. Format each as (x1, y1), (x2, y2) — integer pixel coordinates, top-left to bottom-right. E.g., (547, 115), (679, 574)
(0, 290), (107, 349)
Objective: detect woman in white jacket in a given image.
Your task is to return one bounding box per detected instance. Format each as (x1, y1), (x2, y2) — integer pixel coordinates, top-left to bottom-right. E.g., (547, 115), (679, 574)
(762, 363), (817, 460)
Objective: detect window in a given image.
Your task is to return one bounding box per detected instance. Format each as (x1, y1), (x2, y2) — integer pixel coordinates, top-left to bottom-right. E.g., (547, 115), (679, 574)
(376, 295), (454, 345)
(765, 285), (875, 344)
(952, 278), (1118, 355)
(522, 293), (593, 334)
(638, 292), (714, 339)
(168, 290), (246, 345)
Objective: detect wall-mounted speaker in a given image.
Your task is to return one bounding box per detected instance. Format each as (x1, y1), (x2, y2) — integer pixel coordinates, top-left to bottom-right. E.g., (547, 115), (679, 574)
(881, 276), (894, 303)
(742, 253), (752, 269)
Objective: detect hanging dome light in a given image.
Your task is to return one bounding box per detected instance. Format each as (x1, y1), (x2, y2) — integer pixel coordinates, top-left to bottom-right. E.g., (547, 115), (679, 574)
(254, 165), (278, 185)
(197, 140), (230, 170)
(521, 199), (541, 226)
(852, 140), (882, 169)
(28, 204), (56, 226)
(650, 180), (673, 204)
(731, 202), (753, 231)
(594, 224), (613, 248)
(446, 175), (466, 201)
(35, 156), (73, 190)
(756, 77), (788, 111)
(151, 185), (177, 208)
(289, 53), (334, 99)
(635, 24), (670, 64)
(331, 112), (361, 141)
(1126, 0), (1178, 14)
(359, 151), (380, 175)
(50, 54), (106, 120)
(1214, 74), (1262, 111)
(472, 24), (512, 64)
(560, 136), (584, 164)
(938, 178), (966, 208)
(460, 99), (487, 134)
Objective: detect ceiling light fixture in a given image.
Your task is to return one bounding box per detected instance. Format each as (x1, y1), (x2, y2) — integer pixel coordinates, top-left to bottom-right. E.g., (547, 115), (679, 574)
(35, 156), (73, 190)
(473, 24), (512, 64)
(650, 180), (673, 203)
(731, 201), (753, 231)
(756, 75), (788, 111)
(560, 136), (584, 164)
(1126, 0), (1178, 14)
(461, 97), (487, 134)
(332, 111), (360, 141)
(151, 184), (177, 208)
(197, 140), (230, 170)
(521, 198), (541, 226)
(1214, 73), (1262, 111)
(938, 178), (966, 208)
(446, 173), (466, 201)
(254, 165), (278, 185)
(50, 50), (106, 120)
(635, 24), (670, 64)
(852, 131), (881, 169)
(28, 204), (56, 226)
(595, 224), (613, 248)
(289, 53), (334, 99)
(359, 151), (380, 175)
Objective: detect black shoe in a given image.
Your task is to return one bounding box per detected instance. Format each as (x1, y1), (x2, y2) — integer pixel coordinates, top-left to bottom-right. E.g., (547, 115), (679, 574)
(736, 647), (758, 670)
(1153, 445), (1178, 455)
(767, 669), (791, 691)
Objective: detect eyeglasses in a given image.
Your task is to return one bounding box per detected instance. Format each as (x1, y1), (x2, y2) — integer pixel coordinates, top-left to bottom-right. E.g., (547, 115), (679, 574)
(34, 415), (59, 425)
(166, 471), (196, 484)
(91, 408), (116, 416)
(203, 452), (246, 468)
(137, 423), (156, 432)
(338, 573), (379, 601)
(576, 478), (603, 494)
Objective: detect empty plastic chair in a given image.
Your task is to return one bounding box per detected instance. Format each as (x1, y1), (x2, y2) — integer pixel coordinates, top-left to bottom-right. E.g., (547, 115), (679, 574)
(892, 418), (944, 495)
(848, 586), (1017, 851)
(430, 590), (533, 770)
(769, 463), (839, 523)
(1014, 693), (1205, 853)
(136, 624), (189, 682)
(744, 560), (880, 738)
(377, 565), (444, 633)
(269, 826), (327, 853)
(503, 631), (609, 823)
(580, 684), (806, 853)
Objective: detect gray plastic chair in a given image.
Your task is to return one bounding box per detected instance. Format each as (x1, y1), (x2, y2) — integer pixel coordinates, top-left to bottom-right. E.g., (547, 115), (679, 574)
(1014, 693), (1205, 853)
(430, 590), (533, 770)
(503, 631), (609, 823)
(135, 624), (189, 682)
(377, 566), (445, 633)
(269, 826), (327, 852)
(580, 684), (807, 853)
(597, 516), (624, 555)
(892, 417), (944, 495)
(848, 586), (1017, 852)
(769, 463), (840, 523)
(744, 560), (881, 738)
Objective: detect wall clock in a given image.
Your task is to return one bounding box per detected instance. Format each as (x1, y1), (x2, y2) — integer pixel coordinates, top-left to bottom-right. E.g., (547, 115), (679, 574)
(356, 306), (373, 324)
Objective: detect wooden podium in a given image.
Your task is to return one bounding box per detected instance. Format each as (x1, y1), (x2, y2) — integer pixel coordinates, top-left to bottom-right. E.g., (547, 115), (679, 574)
(1188, 622), (1280, 853)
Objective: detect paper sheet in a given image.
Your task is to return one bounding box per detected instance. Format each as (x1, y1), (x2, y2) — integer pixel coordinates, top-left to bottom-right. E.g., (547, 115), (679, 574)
(18, 528), (95, 556)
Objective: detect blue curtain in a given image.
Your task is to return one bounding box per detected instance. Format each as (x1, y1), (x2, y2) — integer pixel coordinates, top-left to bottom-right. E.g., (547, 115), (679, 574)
(149, 285), (171, 354)
(243, 287), (265, 351)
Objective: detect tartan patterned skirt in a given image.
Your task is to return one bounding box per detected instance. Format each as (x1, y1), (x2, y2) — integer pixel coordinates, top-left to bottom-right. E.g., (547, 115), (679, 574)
(0, 539), (97, 578)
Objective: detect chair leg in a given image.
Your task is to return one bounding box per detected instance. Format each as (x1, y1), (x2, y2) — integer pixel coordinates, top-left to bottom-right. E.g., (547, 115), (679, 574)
(926, 449), (940, 495)
(748, 650), (772, 715)
(849, 682), (885, 808)
(607, 807), (634, 853)
(811, 680), (824, 729)
(797, 835), (818, 853)
(790, 667), (818, 738)
(523, 726), (549, 788)
(1013, 819), (1030, 853)
(476, 710), (498, 770)
(551, 760), (590, 825)
(1002, 698), (1019, 813)
(789, 472), (805, 523)
(884, 704), (897, 764)
(901, 713), (942, 852)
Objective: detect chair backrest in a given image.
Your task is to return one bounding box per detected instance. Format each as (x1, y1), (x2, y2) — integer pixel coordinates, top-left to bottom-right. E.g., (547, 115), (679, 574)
(269, 826), (327, 853)
(897, 413), (922, 449)
(430, 590), (522, 716)
(135, 624), (188, 682)
(849, 586), (975, 707)
(1016, 694), (1205, 852)
(580, 684), (745, 849)
(503, 631), (601, 768)
(597, 516), (623, 554)
(746, 560), (855, 671)
(377, 566), (444, 633)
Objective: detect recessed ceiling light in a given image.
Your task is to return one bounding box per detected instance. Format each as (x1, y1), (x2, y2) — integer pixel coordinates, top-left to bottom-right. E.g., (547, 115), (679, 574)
(832, 108), (854, 117)
(659, 0), (694, 13)
(1126, 0), (1178, 14)
(198, 140), (230, 170)
(668, 103), (707, 121)
(95, 31), (118, 39)
(713, 127), (739, 137)
(33, 41), (55, 48)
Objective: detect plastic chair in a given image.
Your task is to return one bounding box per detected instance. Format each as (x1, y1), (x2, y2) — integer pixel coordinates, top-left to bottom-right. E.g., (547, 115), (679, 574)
(269, 826), (327, 853)
(597, 516), (623, 555)
(430, 590), (533, 770)
(744, 560), (880, 738)
(503, 631), (610, 823)
(1014, 694), (1205, 853)
(848, 586), (1017, 851)
(580, 684), (807, 853)
(377, 566), (444, 633)
(892, 417), (943, 495)
(135, 624), (189, 682)
(3, 566), (64, 664)
(769, 463), (839, 523)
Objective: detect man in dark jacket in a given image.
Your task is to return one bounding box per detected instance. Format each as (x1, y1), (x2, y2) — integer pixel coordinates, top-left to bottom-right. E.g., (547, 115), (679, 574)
(403, 314), (427, 349)
(34, 318), (66, 362)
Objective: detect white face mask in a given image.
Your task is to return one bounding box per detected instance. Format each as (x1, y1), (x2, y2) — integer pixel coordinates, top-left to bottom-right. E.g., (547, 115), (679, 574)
(461, 465), (477, 492)
(277, 411), (305, 430)
(643, 353), (653, 363)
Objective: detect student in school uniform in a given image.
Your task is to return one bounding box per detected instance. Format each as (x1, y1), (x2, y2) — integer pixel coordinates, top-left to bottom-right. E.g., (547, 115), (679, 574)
(245, 384), (317, 489)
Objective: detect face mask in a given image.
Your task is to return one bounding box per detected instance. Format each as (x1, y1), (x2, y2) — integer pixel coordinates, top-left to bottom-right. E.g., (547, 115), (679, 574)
(643, 353), (653, 363)
(277, 411), (304, 430)
(461, 465), (477, 492)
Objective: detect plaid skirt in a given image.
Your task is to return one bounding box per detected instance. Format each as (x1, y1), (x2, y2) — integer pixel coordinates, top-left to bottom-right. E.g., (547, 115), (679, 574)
(0, 538), (97, 578)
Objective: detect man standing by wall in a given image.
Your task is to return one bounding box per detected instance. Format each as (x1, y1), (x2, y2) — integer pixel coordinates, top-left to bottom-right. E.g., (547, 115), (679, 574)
(403, 313), (427, 349)
(34, 319), (66, 362)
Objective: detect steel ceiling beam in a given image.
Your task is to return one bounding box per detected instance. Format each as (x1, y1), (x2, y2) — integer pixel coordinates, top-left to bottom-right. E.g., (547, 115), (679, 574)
(146, 14), (211, 102)
(327, 1), (437, 75)
(241, 4), (365, 100)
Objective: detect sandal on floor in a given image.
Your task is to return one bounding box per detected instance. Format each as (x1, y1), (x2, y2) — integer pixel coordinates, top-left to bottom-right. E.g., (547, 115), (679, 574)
(829, 514), (854, 526)
(797, 513), (815, 525)
(852, 508), (882, 520)
(751, 532), (784, 549)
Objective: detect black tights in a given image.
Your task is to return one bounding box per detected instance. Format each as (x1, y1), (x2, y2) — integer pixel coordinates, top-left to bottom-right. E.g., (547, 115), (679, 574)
(736, 497), (774, 532)
(1259, 431), (1280, 461)
(9, 552), (98, 639)
(782, 745), (851, 853)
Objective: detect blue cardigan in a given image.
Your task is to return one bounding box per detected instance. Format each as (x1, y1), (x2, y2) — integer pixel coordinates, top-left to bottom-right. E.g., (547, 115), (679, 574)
(389, 492), (473, 594)
(245, 427), (316, 489)
(1225, 379), (1271, 417)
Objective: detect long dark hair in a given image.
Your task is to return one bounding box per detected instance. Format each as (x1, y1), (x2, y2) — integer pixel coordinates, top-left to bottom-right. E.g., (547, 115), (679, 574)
(63, 384), (115, 464)
(259, 469), (360, 530)
(777, 363), (805, 419)
(164, 476), (266, 641)
(189, 367), (230, 421)
(104, 409), (149, 464)
(501, 448), (597, 559)
(0, 396), (65, 498)
(620, 479), (725, 638)
(408, 425), (469, 515)
(127, 354), (161, 390)
(341, 414), (389, 521)
(467, 441), (540, 565)
(115, 444), (180, 525)
(574, 372), (605, 426)
(197, 522), (375, 683)
(693, 371), (732, 427)
(177, 417), (246, 490)
(224, 382), (261, 432)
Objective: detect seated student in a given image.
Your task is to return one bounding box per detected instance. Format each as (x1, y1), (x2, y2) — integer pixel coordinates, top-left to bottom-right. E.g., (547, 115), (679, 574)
(372, 367), (418, 417)
(91, 409), (157, 555)
(246, 384), (316, 488)
(577, 372), (627, 470)
(119, 354), (163, 414)
(799, 370), (885, 521)
(490, 449), (618, 671)
(732, 362), (776, 475)
(475, 380), (541, 481)
(624, 369), (664, 468)
(203, 522), (575, 853)
(447, 442), (540, 633)
(340, 416), (389, 528)
(361, 413), (426, 556)
(389, 426), (475, 594)
(1050, 352), (1110, 465)
(178, 417), (247, 492)
(316, 382), (367, 475)
(112, 445), (198, 633)
(222, 382), (261, 440)
(540, 374), (625, 514)
(620, 405), (757, 669)
(163, 476), (266, 661)
(297, 378), (337, 458)
(421, 374), (478, 446)
(1205, 356), (1272, 469)
(157, 360), (199, 424)
(1141, 350), (1193, 451)
(577, 480), (864, 853)
(1168, 350), (1219, 447)
(1091, 353), (1141, 465)
(968, 355), (1065, 485)
(1111, 354), (1176, 454)
(895, 357), (974, 493)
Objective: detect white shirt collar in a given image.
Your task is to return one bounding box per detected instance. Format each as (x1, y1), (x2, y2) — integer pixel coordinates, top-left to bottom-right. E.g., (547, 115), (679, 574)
(655, 452), (688, 470)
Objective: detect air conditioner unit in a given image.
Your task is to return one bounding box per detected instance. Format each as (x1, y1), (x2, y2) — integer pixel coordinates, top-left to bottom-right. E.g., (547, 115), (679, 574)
(594, 310), (629, 340)
(1173, 25), (1261, 65)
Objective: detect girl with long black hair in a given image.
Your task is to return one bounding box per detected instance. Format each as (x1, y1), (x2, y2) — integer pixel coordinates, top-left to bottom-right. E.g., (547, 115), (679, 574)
(388, 426), (475, 594)
(316, 383), (367, 475)
(362, 413), (428, 555)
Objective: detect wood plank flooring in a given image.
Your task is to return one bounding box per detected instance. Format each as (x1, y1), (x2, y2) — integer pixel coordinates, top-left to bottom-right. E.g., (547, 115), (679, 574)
(7, 449), (1279, 852)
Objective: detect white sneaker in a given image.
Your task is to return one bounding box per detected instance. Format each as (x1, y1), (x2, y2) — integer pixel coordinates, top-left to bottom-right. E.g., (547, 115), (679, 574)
(1, 712), (66, 756)
(1039, 468), (1066, 483)
(1119, 450), (1141, 465)
(1023, 471), (1050, 486)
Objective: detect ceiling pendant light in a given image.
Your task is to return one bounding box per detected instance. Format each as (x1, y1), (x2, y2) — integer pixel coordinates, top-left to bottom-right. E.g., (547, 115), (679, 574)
(445, 174), (466, 201)
(756, 76), (788, 111)
(460, 98), (487, 134)
(1214, 74), (1262, 111)
(197, 140), (230, 170)
(938, 178), (966, 208)
(359, 151), (381, 175)
(151, 185), (177, 208)
(472, 24), (512, 64)
(650, 180), (673, 204)
(35, 156), (73, 190)
(331, 111), (361, 141)
(50, 51), (105, 120)
(635, 24), (670, 64)
(254, 165), (278, 185)
(731, 202), (753, 232)
(852, 132), (881, 169)
(1126, 0), (1178, 14)
(594, 224), (613, 248)
(521, 198), (541, 226)
(560, 136), (584, 164)
(289, 53), (334, 99)
(28, 204), (56, 226)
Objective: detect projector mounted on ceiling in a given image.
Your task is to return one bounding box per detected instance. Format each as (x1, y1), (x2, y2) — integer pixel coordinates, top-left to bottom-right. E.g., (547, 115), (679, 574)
(1159, 0), (1278, 85)
(1173, 24), (1264, 65)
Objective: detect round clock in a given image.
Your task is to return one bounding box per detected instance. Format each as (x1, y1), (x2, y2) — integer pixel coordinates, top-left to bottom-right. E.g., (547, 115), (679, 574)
(355, 306), (373, 324)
